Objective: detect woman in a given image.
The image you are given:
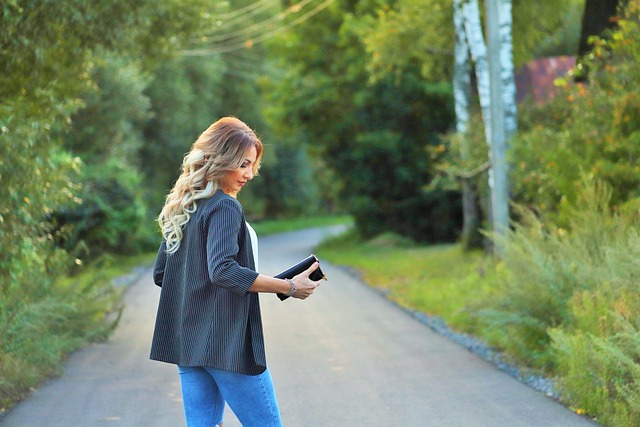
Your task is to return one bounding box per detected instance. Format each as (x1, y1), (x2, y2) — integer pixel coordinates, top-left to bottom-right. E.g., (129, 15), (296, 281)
(150, 117), (321, 427)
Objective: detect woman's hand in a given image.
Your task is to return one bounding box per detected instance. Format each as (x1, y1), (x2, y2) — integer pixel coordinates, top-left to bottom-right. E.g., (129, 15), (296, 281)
(291, 262), (322, 300)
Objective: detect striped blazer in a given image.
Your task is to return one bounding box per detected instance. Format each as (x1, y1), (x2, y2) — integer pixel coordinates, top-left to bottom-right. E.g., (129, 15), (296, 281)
(150, 190), (266, 375)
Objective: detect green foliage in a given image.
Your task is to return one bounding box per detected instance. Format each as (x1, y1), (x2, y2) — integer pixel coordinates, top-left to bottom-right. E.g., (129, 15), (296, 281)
(361, 0), (454, 82)
(264, 1), (458, 241)
(0, 102), (80, 301)
(53, 160), (148, 261)
(551, 313), (640, 427)
(0, 258), (126, 413)
(478, 180), (640, 370)
(316, 230), (495, 333)
(255, 144), (323, 218)
(63, 54), (151, 164)
(0, 0), (219, 283)
(512, 1), (640, 215)
(0, 0), (218, 414)
(363, 0), (586, 82)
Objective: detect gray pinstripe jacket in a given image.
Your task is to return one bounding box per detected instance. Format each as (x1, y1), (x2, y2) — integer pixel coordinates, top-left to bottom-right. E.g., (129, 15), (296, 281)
(150, 190), (266, 375)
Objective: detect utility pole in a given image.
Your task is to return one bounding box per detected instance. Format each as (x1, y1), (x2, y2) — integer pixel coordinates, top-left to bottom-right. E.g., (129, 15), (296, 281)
(485, 0), (510, 254)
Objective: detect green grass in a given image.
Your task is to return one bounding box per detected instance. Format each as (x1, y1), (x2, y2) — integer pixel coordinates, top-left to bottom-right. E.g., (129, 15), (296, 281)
(316, 230), (496, 333)
(251, 214), (353, 236)
(0, 252), (155, 415)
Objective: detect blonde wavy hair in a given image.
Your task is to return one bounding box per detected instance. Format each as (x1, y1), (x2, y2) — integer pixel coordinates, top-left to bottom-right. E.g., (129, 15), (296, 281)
(159, 117), (263, 254)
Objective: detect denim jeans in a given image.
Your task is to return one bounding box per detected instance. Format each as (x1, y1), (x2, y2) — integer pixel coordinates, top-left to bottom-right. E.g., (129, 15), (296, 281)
(177, 365), (282, 427)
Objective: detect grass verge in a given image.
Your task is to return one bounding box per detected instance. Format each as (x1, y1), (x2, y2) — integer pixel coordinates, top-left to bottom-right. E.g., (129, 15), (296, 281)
(316, 230), (495, 334)
(0, 252), (154, 415)
(252, 214), (353, 236)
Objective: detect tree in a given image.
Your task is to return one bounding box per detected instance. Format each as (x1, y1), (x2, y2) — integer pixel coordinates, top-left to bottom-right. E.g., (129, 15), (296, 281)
(485, 0), (516, 249)
(0, 0), (217, 410)
(365, 0), (579, 249)
(448, 0), (515, 250)
(57, 55), (151, 258)
(262, 0), (459, 241)
(578, 0), (628, 56)
(511, 0), (640, 215)
(453, 0), (481, 248)
(165, 0), (328, 220)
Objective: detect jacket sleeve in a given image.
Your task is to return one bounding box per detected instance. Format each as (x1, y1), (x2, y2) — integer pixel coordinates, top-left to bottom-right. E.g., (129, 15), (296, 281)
(152, 240), (167, 287)
(205, 198), (259, 296)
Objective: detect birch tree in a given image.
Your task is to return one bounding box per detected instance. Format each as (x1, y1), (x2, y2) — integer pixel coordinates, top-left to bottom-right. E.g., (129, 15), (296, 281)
(453, 0), (480, 248)
(485, 0), (511, 250)
(497, 0), (517, 140)
(365, 0), (577, 248)
(453, 0), (516, 251)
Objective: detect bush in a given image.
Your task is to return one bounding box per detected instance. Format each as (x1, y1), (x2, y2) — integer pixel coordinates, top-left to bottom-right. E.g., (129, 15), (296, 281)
(551, 314), (640, 427)
(0, 255), (122, 413)
(476, 179), (640, 425)
(479, 180), (640, 364)
(352, 188), (463, 244)
(511, 0), (640, 216)
(52, 160), (147, 262)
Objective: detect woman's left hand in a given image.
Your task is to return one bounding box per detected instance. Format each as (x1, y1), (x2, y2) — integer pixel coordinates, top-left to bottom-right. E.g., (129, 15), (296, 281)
(291, 262), (322, 300)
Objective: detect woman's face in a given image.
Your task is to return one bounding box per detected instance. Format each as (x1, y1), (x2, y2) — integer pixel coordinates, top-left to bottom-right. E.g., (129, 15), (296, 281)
(220, 146), (258, 198)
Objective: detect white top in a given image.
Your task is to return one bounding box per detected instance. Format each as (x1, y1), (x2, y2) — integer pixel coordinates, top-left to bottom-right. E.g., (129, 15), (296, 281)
(246, 221), (259, 272)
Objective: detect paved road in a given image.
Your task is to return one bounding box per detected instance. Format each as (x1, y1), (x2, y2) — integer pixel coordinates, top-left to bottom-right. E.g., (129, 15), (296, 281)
(1, 226), (599, 427)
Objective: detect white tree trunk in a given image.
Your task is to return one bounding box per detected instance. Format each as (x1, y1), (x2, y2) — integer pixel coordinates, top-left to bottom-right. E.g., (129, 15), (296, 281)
(458, 0), (515, 251)
(486, 0), (511, 248)
(498, 0), (517, 138)
(461, 0), (492, 143)
(453, 0), (471, 135)
(453, 0), (480, 248)
(462, 0), (497, 240)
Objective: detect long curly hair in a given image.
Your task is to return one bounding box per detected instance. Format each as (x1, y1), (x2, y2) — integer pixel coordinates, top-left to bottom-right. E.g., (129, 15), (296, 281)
(158, 117), (263, 254)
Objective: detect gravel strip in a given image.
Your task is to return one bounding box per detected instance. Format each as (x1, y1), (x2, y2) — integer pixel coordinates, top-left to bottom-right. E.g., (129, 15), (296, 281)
(337, 264), (560, 400)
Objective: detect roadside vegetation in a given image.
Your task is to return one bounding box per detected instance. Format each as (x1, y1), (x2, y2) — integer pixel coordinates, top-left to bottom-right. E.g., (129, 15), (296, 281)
(318, 232), (495, 332)
(0, 253), (153, 413)
(252, 215), (353, 236)
(318, 181), (640, 426)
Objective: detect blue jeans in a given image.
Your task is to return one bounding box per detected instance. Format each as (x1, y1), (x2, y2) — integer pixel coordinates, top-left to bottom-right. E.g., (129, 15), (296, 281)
(177, 365), (282, 427)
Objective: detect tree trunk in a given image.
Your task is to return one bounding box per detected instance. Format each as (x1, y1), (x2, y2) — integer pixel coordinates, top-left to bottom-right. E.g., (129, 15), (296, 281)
(458, 0), (515, 254)
(462, 0), (492, 142)
(578, 0), (625, 56)
(498, 0), (517, 140)
(485, 0), (511, 253)
(453, 0), (481, 249)
(462, 0), (497, 248)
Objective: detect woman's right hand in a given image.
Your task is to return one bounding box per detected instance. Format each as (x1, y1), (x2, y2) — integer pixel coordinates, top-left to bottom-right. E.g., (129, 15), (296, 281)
(291, 262), (322, 300)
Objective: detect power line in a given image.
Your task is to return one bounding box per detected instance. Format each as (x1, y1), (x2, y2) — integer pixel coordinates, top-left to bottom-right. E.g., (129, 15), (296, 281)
(182, 0), (336, 56)
(197, 0), (317, 45)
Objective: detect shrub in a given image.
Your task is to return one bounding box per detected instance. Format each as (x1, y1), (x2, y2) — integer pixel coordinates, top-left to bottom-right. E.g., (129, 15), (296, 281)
(51, 160), (147, 262)
(551, 313), (640, 427)
(0, 258), (122, 412)
(511, 0), (640, 216)
(478, 180), (640, 369)
(476, 178), (640, 425)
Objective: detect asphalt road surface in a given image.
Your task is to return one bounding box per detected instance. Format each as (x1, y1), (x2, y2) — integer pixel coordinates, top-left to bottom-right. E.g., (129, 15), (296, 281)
(1, 226), (599, 427)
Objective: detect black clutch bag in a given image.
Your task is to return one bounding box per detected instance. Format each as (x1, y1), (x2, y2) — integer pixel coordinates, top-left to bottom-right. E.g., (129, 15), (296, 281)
(275, 254), (326, 301)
